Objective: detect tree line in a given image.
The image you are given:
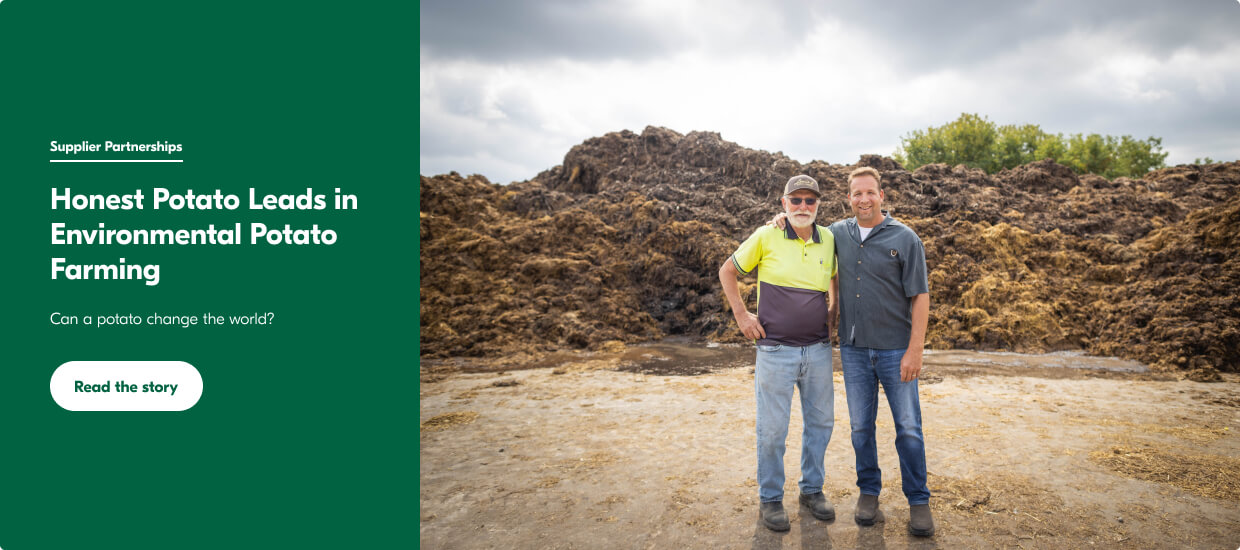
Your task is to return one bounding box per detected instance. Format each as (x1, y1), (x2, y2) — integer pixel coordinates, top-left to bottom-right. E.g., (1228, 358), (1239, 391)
(893, 113), (1170, 179)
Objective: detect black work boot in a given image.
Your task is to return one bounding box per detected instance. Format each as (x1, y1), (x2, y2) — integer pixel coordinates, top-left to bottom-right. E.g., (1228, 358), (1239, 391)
(854, 494), (884, 526)
(759, 501), (790, 532)
(799, 492), (836, 521)
(908, 504), (935, 536)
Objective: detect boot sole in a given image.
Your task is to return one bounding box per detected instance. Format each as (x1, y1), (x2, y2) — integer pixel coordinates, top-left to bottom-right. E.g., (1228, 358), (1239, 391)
(909, 505), (934, 536)
(854, 509), (885, 526)
(760, 516), (791, 532)
(799, 500), (835, 521)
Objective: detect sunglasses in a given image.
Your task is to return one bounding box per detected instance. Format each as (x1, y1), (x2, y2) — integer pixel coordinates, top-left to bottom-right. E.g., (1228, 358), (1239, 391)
(786, 197), (818, 205)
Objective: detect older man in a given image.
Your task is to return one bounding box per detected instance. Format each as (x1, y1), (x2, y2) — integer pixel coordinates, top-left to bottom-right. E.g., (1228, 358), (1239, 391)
(719, 175), (838, 532)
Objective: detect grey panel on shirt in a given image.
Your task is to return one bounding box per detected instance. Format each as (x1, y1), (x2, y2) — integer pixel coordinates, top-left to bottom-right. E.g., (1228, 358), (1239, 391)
(829, 214), (929, 349)
(755, 281), (831, 347)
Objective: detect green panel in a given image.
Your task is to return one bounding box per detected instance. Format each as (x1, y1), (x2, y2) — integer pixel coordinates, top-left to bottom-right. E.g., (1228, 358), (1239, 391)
(0, 1), (418, 547)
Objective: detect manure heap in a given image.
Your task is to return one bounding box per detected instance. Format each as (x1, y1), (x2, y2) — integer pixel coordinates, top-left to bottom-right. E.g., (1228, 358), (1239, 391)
(421, 127), (1240, 380)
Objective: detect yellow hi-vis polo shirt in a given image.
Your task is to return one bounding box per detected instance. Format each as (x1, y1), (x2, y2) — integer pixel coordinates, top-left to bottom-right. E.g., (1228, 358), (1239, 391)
(731, 223), (837, 346)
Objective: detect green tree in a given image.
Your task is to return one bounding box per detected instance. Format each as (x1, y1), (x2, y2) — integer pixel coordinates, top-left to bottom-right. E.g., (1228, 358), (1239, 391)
(1033, 133), (1067, 163)
(1111, 136), (1168, 178)
(894, 114), (1167, 178)
(993, 123), (1057, 170)
(1061, 133), (1115, 176)
(895, 113), (998, 172)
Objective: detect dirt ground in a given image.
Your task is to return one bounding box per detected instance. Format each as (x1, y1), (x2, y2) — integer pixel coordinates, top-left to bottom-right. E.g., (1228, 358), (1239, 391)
(419, 345), (1240, 549)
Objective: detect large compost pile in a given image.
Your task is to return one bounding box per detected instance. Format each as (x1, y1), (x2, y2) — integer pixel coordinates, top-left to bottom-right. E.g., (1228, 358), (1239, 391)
(420, 127), (1239, 380)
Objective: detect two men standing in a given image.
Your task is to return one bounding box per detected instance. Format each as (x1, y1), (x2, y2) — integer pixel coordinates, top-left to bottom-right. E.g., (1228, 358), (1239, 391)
(719, 168), (934, 536)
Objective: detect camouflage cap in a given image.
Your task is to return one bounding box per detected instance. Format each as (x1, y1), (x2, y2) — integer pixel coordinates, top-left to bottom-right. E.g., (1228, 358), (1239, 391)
(783, 175), (821, 197)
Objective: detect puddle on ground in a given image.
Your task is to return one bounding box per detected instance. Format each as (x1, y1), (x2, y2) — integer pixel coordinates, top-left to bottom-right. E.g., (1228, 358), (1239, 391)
(615, 339), (754, 376)
(423, 340), (1156, 379)
(614, 341), (1150, 378)
(927, 349), (1147, 372)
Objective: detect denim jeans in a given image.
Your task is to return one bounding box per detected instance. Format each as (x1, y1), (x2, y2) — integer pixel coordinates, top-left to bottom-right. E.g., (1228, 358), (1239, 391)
(754, 341), (834, 503)
(839, 345), (930, 504)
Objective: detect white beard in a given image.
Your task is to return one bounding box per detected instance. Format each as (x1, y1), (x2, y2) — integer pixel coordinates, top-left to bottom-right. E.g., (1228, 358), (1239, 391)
(789, 213), (816, 228)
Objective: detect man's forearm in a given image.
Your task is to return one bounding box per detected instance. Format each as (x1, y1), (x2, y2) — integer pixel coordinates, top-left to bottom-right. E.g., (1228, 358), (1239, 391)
(908, 293), (929, 349)
(719, 259), (748, 317)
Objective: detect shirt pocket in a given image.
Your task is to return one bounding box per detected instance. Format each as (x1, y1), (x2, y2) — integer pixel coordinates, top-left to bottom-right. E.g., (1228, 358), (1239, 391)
(818, 254), (834, 285)
(877, 247), (903, 279)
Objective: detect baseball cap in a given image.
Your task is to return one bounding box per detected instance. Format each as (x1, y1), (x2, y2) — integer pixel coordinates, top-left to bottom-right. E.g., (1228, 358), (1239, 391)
(784, 175), (821, 197)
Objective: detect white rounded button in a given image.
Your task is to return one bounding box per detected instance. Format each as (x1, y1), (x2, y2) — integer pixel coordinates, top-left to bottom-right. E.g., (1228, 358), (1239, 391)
(50, 361), (203, 411)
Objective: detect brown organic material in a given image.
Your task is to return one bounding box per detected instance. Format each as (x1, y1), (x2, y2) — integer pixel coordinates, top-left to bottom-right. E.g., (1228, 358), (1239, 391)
(420, 411), (480, 432)
(1090, 444), (1240, 500)
(420, 126), (1240, 377)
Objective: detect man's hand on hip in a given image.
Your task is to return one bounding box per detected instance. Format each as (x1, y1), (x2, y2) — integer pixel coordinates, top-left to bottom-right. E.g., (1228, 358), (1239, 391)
(736, 311), (766, 340)
(900, 347), (924, 382)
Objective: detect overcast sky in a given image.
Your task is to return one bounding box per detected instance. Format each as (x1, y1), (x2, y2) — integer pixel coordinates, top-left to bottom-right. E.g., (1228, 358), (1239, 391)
(420, 0), (1240, 184)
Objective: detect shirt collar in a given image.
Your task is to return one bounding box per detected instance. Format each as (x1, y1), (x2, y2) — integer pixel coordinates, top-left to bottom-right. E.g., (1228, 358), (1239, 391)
(783, 222), (821, 243)
(847, 211), (892, 241)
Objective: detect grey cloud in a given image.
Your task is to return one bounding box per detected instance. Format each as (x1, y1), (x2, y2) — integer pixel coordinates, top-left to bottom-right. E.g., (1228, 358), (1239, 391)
(430, 77), (490, 118)
(420, 0), (1240, 183)
(820, 0), (1240, 71)
(421, 0), (1240, 69)
(420, 102), (576, 183)
(420, 0), (687, 61)
(420, 0), (828, 62)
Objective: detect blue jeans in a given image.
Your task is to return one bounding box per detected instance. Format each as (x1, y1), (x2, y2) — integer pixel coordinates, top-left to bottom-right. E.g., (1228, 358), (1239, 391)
(840, 345), (930, 504)
(754, 342), (834, 502)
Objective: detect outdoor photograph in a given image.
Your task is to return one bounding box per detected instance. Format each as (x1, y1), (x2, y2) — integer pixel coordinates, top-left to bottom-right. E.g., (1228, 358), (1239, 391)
(419, 1), (1240, 548)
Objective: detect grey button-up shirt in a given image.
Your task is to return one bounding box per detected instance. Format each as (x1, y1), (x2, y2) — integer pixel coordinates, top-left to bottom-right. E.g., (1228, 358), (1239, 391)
(829, 212), (929, 349)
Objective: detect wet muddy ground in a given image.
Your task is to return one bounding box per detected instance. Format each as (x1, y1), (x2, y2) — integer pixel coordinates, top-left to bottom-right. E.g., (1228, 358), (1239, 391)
(419, 344), (1240, 549)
